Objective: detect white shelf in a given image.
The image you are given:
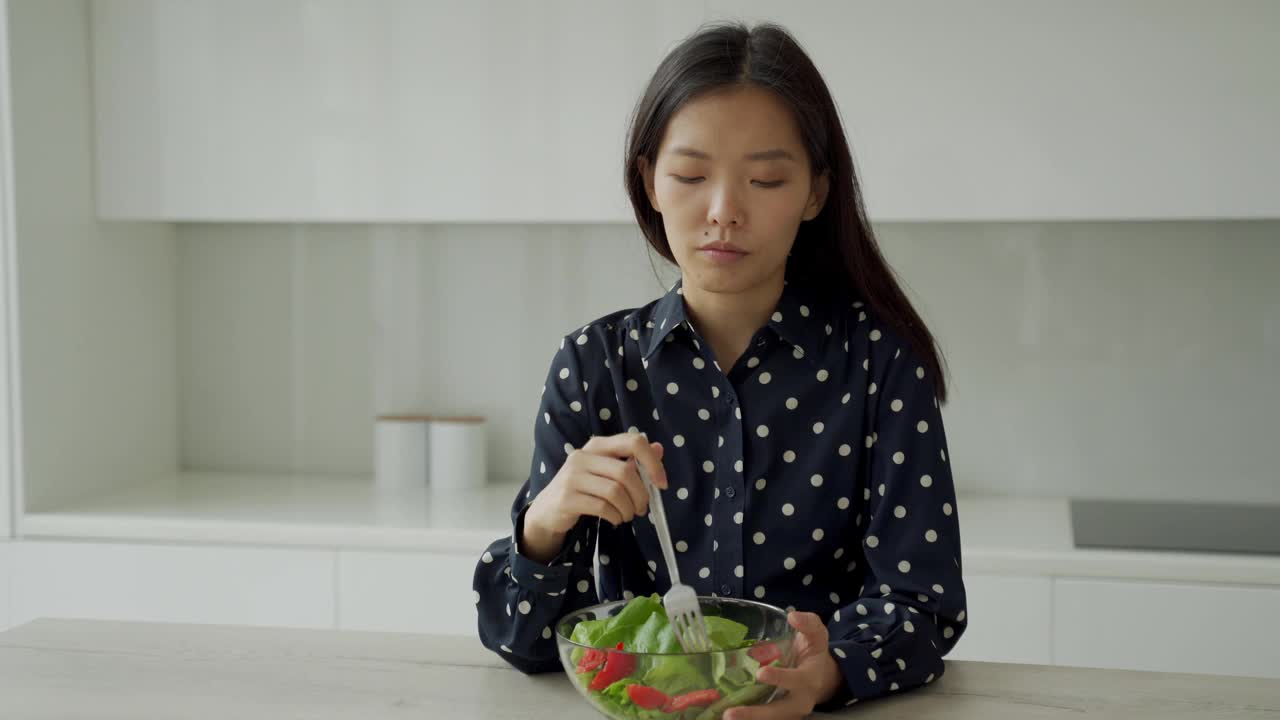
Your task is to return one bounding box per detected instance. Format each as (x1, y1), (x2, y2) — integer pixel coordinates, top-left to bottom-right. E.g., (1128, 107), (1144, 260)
(21, 472), (518, 554)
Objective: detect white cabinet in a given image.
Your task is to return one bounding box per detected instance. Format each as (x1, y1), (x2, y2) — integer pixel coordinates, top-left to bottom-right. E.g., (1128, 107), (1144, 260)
(1053, 578), (1280, 679)
(0, 542), (11, 631)
(947, 574), (1052, 665)
(92, 0), (1280, 222)
(10, 541), (335, 630)
(337, 550), (479, 637)
(91, 0), (705, 223)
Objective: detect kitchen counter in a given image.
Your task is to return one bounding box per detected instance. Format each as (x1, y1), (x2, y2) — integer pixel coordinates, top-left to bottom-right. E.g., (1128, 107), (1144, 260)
(21, 473), (1280, 587)
(1, 618), (1277, 719)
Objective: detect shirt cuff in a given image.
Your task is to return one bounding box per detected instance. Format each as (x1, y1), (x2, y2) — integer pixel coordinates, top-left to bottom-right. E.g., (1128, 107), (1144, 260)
(509, 504), (579, 595)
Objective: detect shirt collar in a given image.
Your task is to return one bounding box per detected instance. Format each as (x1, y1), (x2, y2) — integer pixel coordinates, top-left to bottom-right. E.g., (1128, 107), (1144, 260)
(642, 278), (832, 366)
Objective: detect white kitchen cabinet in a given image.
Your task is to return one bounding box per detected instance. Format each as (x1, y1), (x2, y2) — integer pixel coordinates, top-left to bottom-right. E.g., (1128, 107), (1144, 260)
(1053, 577), (1280, 679)
(337, 550), (480, 637)
(92, 0), (1280, 222)
(946, 573), (1052, 665)
(0, 542), (11, 631)
(91, 0), (706, 223)
(10, 541), (335, 630)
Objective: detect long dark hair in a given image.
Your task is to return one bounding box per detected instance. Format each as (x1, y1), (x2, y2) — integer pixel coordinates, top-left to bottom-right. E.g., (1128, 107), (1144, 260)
(624, 22), (949, 402)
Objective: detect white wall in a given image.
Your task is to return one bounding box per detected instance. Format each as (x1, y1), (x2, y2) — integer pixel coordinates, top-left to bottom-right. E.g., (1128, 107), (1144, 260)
(10, 0), (177, 510)
(176, 220), (1280, 505)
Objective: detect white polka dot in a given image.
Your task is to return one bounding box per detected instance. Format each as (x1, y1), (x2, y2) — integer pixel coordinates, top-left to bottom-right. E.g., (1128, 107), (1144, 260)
(865, 436), (874, 449)
(799, 305), (810, 317)
(837, 497), (850, 510)
(698, 409), (711, 421)
(933, 584), (945, 594)
(890, 399), (903, 412)
(753, 532), (767, 545)
(626, 379), (639, 391)
(735, 407), (742, 420)
(755, 479), (767, 492)
(759, 372), (772, 385)
(600, 554), (610, 565)
(518, 601), (532, 615)
(692, 357), (705, 370)
(855, 604), (868, 616)
(757, 425), (770, 438)
(868, 668), (877, 682)
(890, 682), (900, 691)
(870, 329), (882, 342)
(811, 474), (824, 487)
(926, 529), (938, 542)
(772, 311), (783, 322)
(711, 386), (720, 399)
(733, 511), (743, 524)
(702, 460), (715, 473)
(500, 644), (512, 653)
(540, 462), (546, 474)
(866, 536), (879, 548)
(894, 505), (907, 519)
(698, 567), (710, 578)
(833, 647), (846, 659)
(793, 346), (805, 360)
(916, 366), (926, 379)
(892, 451), (905, 465)
(783, 450), (796, 463)
(817, 369), (829, 382)
(717, 435), (724, 447)
(917, 421), (929, 433)
(782, 503), (795, 516)
(704, 514), (713, 526)
(599, 408), (612, 421)
(666, 382), (679, 395)
(734, 459), (743, 472)
(881, 584), (892, 595)
(747, 357), (760, 369)
(813, 422), (825, 434)
(878, 483), (886, 496)
(834, 548), (845, 559)
(648, 560), (658, 572)
(898, 561), (912, 573)
(958, 610), (967, 622)
(803, 574), (813, 586)
(885, 603), (896, 614)
(558, 368), (570, 380)
(838, 444), (851, 457)
(783, 557), (796, 570)
(676, 488), (689, 500)
(841, 392), (851, 404)
(754, 586), (766, 599)
(943, 627), (955, 639)
(942, 449), (948, 462)
(481, 552), (494, 564)
(921, 474), (933, 487)
(868, 382), (877, 395)
(862, 358), (869, 371)
(829, 592), (841, 604)
(785, 397), (798, 410)
(944, 502), (954, 516)
(676, 541), (689, 552)
(812, 528), (825, 541)
(735, 565), (744, 577)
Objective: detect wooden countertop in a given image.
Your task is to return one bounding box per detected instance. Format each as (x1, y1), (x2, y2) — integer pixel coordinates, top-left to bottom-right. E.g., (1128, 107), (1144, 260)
(1, 618), (1277, 718)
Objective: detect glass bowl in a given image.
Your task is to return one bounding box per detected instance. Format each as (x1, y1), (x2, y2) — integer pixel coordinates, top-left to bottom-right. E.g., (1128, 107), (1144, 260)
(555, 596), (798, 720)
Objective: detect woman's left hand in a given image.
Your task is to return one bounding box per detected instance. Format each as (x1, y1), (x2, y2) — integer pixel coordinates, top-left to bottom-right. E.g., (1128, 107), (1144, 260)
(724, 611), (845, 720)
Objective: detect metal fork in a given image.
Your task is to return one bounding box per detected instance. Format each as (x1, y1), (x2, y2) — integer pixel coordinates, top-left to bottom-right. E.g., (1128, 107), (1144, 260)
(636, 459), (713, 653)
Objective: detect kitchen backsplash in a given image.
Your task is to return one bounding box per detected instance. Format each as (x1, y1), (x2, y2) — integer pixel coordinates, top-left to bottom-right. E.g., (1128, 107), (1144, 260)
(177, 221), (1280, 504)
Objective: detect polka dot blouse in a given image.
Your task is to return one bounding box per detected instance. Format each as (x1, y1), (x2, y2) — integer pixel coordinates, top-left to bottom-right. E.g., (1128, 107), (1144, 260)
(474, 279), (968, 707)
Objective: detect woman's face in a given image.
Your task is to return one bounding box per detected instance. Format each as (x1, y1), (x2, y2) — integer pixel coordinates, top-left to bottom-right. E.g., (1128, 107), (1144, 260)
(640, 85), (828, 297)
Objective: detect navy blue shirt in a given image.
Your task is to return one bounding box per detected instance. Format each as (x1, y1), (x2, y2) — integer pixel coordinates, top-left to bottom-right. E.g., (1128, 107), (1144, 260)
(474, 279), (967, 708)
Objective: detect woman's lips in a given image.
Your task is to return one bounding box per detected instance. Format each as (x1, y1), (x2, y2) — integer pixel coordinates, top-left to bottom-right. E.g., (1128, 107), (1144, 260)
(700, 248), (748, 264)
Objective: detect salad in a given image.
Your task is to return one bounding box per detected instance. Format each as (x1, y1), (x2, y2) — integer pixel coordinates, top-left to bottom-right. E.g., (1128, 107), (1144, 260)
(567, 594), (786, 720)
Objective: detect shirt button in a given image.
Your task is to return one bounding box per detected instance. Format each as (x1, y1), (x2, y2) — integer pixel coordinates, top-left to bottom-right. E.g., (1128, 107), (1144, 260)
(725, 487), (736, 499)
(720, 584), (733, 596)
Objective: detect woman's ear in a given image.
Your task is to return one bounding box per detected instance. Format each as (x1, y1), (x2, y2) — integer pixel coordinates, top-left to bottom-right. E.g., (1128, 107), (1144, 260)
(803, 171), (830, 221)
(638, 155), (661, 213)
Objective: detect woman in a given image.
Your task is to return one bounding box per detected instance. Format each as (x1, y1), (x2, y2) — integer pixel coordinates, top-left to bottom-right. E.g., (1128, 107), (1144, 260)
(474, 21), (966, 717)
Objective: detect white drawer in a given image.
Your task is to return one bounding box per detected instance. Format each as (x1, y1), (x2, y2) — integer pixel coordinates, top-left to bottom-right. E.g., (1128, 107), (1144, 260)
(946, 573), (1052, 665)
(11, 541), (335, 629)
(1053, 577), (1280, 678)
(338, 550), (478, 637)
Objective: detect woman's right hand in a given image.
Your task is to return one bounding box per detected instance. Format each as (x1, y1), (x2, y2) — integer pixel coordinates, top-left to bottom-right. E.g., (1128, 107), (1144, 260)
(523, 433), (668, 559)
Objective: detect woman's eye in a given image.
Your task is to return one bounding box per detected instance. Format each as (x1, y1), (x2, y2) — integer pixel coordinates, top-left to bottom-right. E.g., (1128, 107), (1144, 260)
(753, 180), (785, 188)
(672, 175), (705, 184)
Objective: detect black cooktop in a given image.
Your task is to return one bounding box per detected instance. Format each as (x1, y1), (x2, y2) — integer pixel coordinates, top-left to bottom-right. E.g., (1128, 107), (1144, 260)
(1071, 499), (1280, 556)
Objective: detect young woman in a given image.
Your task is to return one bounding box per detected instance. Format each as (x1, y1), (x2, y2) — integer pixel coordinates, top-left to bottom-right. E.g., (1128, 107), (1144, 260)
(474, 22), (966, 717)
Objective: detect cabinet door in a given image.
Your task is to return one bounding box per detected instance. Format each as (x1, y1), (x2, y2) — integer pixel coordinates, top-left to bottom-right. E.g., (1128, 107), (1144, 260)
(92, 0), (706, 222)
(11, 541), (335, 629)
(945, 573), (1052, 665)
(706, 0), (1280, 220)
(1054, 578), (1280, 679)
(337, 550), (479, 637)
(0, 542), (11, 631)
